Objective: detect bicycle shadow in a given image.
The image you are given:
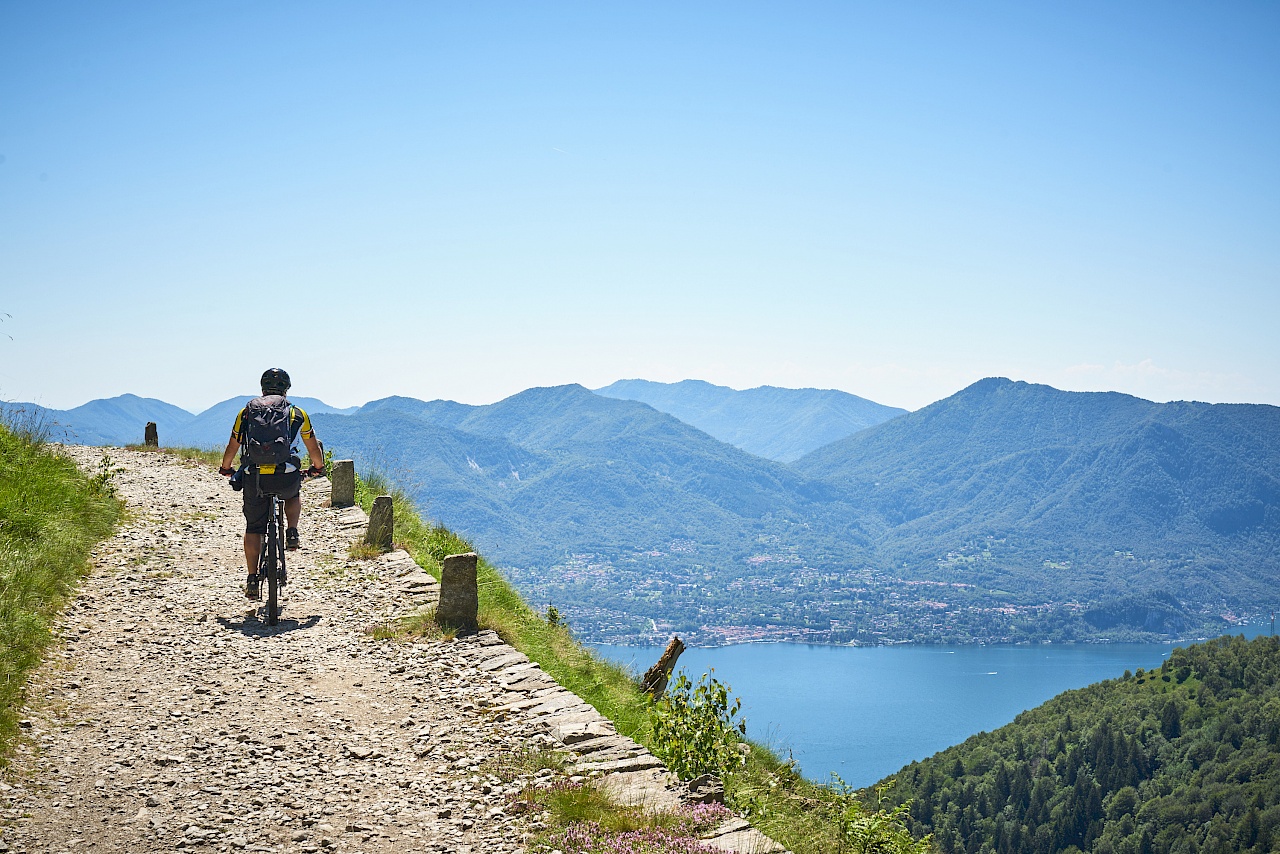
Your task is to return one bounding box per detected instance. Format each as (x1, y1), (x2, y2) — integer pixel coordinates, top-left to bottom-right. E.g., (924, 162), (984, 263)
(216, 613), (322, 636)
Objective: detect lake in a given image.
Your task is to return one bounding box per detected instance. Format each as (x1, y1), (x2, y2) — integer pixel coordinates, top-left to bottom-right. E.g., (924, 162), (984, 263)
(592, 624), (1274, 788)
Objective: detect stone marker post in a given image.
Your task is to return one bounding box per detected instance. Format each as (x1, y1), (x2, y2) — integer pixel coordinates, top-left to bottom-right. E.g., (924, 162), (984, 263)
(330, 460), (355, 507)
(365, 495), (394, 550)
(436, 552), (479, 633)
(144, 422), (159, 448)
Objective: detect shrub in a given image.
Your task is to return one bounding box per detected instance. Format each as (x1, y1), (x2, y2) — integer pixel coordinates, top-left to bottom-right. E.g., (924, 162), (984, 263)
(650, 670), (747, 781)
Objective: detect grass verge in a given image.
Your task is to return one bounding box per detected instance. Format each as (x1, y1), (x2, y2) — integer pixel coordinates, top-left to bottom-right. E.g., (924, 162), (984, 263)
(0, 423), (121, 762)
(483, 747), (735, 852)
(350, 469), (933, 853)
(354, 471), (654, 739)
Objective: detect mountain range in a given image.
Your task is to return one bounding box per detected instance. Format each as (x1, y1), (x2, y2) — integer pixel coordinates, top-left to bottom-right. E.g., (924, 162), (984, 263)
(310, 385), (846, 574)
(794, 378), (1280, 607)
(0, 395), (356, 448)
(9, 378), (1279, 645)
(594, 378), (906, 461)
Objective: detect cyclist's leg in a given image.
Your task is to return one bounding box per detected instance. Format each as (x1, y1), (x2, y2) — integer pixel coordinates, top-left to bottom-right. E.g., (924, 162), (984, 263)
(243, 534), (263, 573)
(282, 469), (304, 548)
(282, 496), (300, 549)
(242, 486), (270, 596)
(284, 495), (302, 528)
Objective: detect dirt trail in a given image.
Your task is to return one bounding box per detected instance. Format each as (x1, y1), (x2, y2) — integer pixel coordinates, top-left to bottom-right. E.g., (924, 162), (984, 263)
(1, 447), (786, 854)
(0, 447), (558, 854)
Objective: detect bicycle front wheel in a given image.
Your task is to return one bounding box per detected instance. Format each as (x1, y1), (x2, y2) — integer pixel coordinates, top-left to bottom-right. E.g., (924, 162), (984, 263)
(264, 507), (281, 626)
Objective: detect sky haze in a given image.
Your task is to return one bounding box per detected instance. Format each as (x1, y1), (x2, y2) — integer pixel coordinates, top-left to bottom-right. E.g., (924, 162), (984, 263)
(2, 1), (1277, 414)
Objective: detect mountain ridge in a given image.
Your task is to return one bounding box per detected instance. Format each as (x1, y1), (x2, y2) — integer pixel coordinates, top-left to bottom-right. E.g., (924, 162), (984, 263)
(595, 378), (907, 461)
(314, 384), (850, 567)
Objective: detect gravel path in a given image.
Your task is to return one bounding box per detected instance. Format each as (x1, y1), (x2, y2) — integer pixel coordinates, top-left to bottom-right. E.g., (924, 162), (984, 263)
(1, 447), (787, 854)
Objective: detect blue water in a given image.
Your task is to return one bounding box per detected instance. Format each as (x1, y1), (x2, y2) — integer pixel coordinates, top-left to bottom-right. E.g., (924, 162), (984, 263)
(592, 625), (1274, 788)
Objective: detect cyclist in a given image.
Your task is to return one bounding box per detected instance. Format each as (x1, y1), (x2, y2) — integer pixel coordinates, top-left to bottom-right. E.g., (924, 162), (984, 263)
(219, 368), (325, 598)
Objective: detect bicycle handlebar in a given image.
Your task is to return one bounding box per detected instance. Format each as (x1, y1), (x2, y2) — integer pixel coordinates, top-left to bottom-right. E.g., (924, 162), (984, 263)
(221, 463), (326, 481)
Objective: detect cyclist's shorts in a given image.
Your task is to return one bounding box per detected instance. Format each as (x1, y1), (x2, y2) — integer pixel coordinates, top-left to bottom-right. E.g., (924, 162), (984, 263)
(242, 471), (303, 535)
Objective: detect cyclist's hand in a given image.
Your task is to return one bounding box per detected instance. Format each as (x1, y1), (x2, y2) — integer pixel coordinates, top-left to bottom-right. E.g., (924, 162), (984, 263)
(219, 466), (236, 477)
(306, 465), (325, 478)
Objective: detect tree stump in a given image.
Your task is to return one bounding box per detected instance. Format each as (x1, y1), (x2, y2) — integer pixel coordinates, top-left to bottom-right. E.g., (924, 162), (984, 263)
(365, 495), (393, 550)
(144, 422), (159, 448)
(330, 460), (355, 508)
(640, 635), (685, 697)
(436, 552), (479, 633)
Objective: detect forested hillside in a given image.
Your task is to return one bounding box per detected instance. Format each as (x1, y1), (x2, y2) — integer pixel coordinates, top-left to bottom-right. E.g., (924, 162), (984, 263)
(878, 634), (1280, 854)
(312, 386), (870, 642)
(314, 385), (841, 557)
(796, 378), (1280, 622)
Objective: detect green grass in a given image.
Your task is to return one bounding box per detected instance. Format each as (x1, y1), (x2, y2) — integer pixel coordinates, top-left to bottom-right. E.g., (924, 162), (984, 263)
(350, 469), (934, 854)
(0, 421), (120, 761)
(124, 444), (223, 466)
(485, 748), (737, 851)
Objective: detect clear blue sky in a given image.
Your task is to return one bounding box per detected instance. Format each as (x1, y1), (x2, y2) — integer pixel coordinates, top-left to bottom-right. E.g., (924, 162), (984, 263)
(3, 1), (1277, 414)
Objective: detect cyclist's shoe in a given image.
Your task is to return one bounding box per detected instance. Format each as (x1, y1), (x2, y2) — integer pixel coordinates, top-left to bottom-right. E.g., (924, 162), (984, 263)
(244, 574), (260, 599)
(286, 528), (300, 551)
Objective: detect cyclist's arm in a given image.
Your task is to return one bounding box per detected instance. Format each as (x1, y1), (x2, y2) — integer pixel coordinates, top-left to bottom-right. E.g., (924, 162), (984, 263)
(301, 431), (323, 471)
(223, 409), (247, 471)
(221, 434), (240, 471)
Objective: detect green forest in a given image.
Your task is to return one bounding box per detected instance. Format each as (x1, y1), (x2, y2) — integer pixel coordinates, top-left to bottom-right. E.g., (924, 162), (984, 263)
(876, 635), (1280, 854)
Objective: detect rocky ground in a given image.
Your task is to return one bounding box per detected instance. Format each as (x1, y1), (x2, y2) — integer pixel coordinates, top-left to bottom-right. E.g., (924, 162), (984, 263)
(1, 447), (785, 854)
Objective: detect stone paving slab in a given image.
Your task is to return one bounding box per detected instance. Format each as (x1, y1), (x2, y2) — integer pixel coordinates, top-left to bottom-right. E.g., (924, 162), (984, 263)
(477, 652), (529, 672)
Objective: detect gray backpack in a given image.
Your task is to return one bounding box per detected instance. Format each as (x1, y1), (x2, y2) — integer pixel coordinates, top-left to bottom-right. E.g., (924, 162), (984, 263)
(242, 395), (294, 468)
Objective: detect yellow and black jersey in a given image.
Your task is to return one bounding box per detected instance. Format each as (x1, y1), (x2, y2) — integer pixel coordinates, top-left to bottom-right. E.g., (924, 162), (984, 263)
(230, 403), (314, 474)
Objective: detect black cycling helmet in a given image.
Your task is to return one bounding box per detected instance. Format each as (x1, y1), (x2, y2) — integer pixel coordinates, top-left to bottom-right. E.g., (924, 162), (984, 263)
(260, 368), (291, 395)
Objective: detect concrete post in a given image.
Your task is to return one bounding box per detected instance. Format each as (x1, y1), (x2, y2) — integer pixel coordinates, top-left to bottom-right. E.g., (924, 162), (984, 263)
(365, 495), (394, 550)
(436, 552), (479, 633)
(144, 422), (159, 448)
(330, 460), (355, 508)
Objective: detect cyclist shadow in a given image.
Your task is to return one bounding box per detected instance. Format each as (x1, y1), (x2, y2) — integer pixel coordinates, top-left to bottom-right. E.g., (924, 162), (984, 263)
(216, 613), (322, 636)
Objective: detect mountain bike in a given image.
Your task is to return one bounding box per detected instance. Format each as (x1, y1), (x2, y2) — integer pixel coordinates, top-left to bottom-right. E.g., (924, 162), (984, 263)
(248, 467), (322, 626)
(257, 481), (287, 625)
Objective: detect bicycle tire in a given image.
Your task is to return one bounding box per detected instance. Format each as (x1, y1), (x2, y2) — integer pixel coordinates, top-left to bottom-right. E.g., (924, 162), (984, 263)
(277, 504), (287, 608)
(265, 499), (281, 626)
